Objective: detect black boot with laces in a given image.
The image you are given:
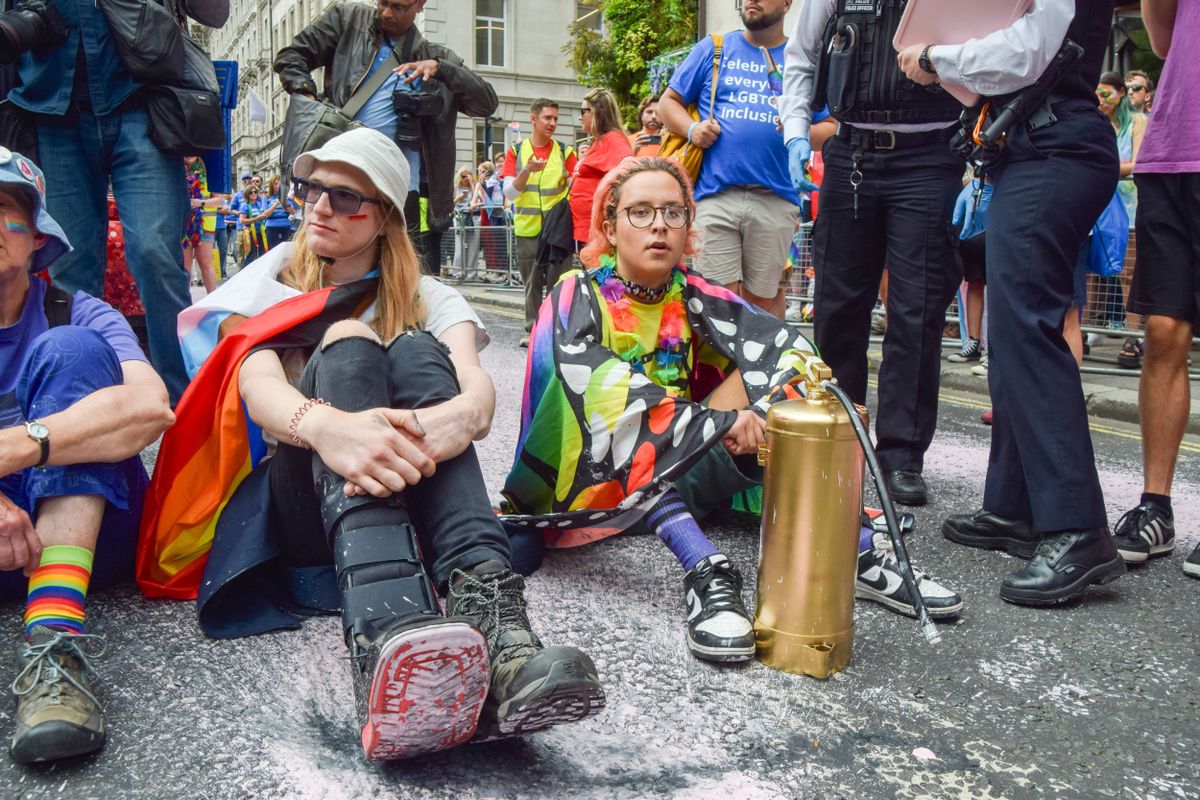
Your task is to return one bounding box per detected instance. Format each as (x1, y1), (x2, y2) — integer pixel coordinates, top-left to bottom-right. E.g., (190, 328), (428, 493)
(1000, 529), (1125, 606)
(683, 554), (755, 663)
(445, 561), (605, 738)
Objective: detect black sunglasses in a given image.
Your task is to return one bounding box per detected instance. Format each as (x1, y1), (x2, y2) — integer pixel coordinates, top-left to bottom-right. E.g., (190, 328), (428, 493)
(292, 177), (382, 215)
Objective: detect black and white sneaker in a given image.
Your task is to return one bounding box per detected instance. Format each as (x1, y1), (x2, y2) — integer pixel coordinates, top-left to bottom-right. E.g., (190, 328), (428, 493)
(856, 533), (963, 620)
(1113, 502), (1175, 563)
(1184, 543), (1200, 579)
(948, 337), (982, 363)
(683, 555), (755, 663)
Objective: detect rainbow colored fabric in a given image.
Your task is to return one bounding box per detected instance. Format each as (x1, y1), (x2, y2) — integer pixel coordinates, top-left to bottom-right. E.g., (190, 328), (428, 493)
(500, 266), (814, 548)
(137, 280), (377, 600)
(24, 545), (93, 636)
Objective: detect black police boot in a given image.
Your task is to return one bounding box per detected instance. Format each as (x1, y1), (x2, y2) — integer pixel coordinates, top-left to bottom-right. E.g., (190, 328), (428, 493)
(445, 561), (605, 739)
(885, 470), (928, 506)
(942, 509), (1040, 559)
(999, 528), (1126, 606)
(320, 473), (489, 760)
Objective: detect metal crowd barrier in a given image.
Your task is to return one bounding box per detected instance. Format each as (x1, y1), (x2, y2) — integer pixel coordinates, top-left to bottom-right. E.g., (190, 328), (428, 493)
(437, 212), (520, 286)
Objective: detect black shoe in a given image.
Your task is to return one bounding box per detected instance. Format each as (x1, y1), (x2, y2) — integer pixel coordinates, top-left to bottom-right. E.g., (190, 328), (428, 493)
(942, 509), (1039, 559)
(446, 561), (605, 737)
(1112, 501), (1175, 563)
(1184, 543), (1200, 579)
(855, 533), (963, 619)
(885, 470), (928, 506)
(683, 554), (756, 662)
(999, 529), (1125, 606)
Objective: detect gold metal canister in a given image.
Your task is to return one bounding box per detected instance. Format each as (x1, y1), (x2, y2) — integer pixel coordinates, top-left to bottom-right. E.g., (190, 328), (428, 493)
(754, 363), (865, 679)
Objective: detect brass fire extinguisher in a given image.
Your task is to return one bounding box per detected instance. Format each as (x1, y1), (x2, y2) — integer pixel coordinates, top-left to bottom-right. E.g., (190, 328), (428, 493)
(754, 359), (865, 679)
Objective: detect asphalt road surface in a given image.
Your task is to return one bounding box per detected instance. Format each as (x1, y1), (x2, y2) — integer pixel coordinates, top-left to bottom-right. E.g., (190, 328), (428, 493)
(1, 306), (1197, 800)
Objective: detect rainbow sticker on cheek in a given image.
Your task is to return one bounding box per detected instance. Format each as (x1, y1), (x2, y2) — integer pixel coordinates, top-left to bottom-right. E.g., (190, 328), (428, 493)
(3, 216), (30, 234)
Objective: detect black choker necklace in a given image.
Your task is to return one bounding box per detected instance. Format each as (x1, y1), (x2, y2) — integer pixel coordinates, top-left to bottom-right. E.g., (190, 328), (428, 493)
(614, 272), (670, 303)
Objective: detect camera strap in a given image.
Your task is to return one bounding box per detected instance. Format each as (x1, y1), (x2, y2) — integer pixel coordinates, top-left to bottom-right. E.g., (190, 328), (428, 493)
(341, 26), (416, 120)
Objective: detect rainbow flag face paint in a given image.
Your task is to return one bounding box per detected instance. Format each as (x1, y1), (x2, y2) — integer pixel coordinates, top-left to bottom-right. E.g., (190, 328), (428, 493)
(3, 216), (30, 234)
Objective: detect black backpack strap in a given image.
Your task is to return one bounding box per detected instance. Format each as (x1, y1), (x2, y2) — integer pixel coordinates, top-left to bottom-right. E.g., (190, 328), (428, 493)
(43, 284), (73, 329)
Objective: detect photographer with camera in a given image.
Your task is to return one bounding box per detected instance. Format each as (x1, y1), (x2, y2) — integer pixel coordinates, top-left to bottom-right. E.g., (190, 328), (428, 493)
(2, 0), (229, 407)
(274, 0), (498, 275)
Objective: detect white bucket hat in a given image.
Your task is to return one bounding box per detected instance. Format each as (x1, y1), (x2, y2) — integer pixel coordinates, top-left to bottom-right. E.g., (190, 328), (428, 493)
(293, 128), (410, 218)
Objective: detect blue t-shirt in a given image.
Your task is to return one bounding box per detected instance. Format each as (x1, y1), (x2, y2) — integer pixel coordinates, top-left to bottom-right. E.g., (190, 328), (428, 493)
(228, 191), (245, 228)
(669, 31), (796, 205)
(266, 196), (297, 228)
(0, 280), (148, 433)
(355, 43), (422, 193)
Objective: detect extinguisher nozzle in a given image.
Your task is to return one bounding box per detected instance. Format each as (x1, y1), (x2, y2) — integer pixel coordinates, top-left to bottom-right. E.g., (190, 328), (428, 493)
(921, 622), (942, 645)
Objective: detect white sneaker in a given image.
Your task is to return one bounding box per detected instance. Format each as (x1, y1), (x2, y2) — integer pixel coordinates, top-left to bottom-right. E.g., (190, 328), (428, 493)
(970, 352), (989, 376)
(856, 533), (963, 619)
(683, 555), (755, 662)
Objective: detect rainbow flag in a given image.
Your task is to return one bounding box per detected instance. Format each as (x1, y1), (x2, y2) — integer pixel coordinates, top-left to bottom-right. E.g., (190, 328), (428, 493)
(137, 279), (376, 600)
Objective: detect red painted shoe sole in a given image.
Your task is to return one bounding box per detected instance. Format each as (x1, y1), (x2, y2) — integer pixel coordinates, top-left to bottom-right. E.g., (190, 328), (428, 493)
(360, 621), (490, 761)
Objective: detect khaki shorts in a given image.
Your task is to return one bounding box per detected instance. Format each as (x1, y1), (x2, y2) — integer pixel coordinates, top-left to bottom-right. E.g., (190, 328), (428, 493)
(692, 186), (798, 299)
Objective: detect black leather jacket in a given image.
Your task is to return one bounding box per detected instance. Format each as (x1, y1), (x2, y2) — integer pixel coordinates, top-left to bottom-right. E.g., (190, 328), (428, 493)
(274, 2), (497, 227)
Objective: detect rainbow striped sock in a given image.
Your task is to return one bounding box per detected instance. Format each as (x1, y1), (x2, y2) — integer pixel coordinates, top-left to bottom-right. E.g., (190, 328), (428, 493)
(24, 545), (94, 639)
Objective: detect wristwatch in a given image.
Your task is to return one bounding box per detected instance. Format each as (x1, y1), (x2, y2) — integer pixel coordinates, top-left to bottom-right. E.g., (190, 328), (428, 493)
(24, 419), (49, 468)
(918, 45), (937, 76)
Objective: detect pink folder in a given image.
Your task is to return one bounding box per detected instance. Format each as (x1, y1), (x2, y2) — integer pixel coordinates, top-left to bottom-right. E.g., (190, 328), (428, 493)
(893, 0), (1032, 107)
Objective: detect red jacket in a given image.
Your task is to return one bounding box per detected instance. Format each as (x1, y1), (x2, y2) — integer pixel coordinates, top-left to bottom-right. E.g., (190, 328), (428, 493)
(568, 130), (634, 243)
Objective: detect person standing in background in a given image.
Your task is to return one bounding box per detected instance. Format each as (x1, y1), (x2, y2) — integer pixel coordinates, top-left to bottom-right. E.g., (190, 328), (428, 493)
(629, 94), (663, 156)
(568, 88), (633, 250)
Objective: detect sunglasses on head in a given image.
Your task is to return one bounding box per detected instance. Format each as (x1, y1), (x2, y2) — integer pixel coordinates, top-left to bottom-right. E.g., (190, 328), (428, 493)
(292, 177), (382, 215)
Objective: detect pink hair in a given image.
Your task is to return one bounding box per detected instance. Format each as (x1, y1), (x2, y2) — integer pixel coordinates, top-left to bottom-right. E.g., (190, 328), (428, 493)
(578, 156), (702, 268)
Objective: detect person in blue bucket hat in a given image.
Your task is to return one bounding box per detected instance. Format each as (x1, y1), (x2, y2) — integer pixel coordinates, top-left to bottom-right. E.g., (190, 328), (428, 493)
(0, 147), (174, 764)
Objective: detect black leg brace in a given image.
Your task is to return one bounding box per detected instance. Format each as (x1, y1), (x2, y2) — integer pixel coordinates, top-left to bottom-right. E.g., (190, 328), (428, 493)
(316, 466), (442, 649)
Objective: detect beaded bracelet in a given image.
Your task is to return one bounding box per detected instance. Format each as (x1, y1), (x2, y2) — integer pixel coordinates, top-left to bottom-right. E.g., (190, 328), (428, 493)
(288, 398), (330, 449)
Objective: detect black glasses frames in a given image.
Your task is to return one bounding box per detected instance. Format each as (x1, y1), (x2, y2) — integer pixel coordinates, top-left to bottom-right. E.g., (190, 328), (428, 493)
(292, 177), (383, 215)
(618, 204), (691, 230)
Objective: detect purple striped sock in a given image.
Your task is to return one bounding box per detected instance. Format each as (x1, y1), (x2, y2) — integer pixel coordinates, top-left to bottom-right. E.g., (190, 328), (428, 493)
(645, 489), (718, 571)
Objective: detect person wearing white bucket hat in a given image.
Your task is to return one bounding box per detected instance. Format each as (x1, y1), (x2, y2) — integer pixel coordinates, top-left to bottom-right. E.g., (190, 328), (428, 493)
(150, 128), (604, 761)
(0, 148), (174, 764)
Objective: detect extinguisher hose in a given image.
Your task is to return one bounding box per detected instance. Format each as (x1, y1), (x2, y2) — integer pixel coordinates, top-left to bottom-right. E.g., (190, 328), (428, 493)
(821, 380), (943, 646)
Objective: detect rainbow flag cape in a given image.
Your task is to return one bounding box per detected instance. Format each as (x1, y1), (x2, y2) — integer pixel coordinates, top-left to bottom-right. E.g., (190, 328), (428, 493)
(500, 267), (813, 549)
(137, 278), (376, 600)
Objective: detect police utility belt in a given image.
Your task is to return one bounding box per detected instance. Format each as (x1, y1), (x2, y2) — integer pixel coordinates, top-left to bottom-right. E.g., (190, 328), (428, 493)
(833, 124), (954, 151)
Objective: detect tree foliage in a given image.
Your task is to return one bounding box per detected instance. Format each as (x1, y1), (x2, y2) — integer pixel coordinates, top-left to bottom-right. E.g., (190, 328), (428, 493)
(566, 0), (698, 129)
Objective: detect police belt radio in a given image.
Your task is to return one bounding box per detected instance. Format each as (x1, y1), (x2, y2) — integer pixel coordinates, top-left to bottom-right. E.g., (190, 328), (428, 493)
(950, 39), (1083, 166)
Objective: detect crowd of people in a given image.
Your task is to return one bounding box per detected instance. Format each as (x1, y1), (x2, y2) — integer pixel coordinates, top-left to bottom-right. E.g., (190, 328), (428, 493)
(0, 0), (1195, 776)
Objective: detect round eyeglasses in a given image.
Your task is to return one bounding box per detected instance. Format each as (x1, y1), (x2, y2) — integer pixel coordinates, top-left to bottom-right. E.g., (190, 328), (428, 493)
(617, 204), (690, 229)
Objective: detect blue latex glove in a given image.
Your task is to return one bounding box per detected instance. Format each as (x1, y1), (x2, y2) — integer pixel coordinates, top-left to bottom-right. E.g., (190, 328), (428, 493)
(787, 137), (820, 194)
(952, 179), (992, 239)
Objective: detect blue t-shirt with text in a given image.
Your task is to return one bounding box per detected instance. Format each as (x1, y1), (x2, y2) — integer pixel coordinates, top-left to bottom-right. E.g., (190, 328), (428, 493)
(669, 31), (796, 205)
(355, 43), (422, 193)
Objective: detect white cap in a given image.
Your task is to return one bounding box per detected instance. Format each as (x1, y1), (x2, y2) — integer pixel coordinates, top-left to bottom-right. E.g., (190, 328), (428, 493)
(293, 128), (410, 217)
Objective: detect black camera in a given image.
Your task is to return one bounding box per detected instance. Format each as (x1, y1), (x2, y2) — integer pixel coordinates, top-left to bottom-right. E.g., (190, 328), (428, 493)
(391, 86), (444, 145)
(0, 0), (67, 66)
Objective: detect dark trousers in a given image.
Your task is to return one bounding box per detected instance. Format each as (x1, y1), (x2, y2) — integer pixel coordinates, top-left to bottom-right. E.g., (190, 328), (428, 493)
(0, 326), (144, 600)
(265, 225), (292, 251)
(405, 190), (443, 276)
(812, 133), (963, 472)
(984, 101), (1118, 532)
(266, 331), (510, 588)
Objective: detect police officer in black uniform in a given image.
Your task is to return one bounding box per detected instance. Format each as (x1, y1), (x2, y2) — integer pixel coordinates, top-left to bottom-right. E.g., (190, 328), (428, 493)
(780, 0), (965, 508)
(901, 0), (1126, 605)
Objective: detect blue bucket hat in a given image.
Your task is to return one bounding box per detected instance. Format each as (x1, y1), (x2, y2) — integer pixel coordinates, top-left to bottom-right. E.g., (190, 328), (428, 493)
(0, 147), (71, 272)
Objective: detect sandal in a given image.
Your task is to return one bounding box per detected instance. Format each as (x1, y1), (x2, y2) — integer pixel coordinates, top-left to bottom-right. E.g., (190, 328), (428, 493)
(1117, 337), (1143, 369)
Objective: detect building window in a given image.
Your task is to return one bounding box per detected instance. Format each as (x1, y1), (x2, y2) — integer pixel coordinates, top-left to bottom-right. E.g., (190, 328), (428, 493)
(575, 2), (602, 33)
(475, 0), (505, 68)
(475, 120), (507, 165)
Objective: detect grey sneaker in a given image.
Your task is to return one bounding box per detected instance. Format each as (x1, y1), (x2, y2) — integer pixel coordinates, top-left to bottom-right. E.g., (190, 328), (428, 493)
(10, 627), (106, 764)
(446, 562), (604, 737)
(1184, 543), (1200, 579)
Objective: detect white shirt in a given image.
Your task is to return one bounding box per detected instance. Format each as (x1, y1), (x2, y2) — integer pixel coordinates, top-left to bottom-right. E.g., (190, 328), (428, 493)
(780, 0), (1073, 144)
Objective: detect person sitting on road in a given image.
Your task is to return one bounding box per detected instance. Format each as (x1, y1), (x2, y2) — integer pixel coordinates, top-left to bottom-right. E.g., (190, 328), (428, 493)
(137, 128), (603, 762)
(500, 157), (963, 665)
(0, 149), (174, 764)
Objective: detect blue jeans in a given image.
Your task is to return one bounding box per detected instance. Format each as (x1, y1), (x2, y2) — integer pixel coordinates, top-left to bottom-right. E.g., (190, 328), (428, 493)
(0, 327), (145, 600)
(36, 106), (191, 404)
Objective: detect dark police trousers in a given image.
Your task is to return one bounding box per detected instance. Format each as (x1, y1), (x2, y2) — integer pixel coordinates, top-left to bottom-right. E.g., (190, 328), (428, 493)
(984, 100), (1118, 532)
(812, 132), (963, 473)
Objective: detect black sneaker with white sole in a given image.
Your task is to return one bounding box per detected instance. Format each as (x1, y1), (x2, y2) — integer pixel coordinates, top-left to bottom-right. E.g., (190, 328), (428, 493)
(683, 554), (755, 662)
(856, 533), (963, 620)
(948, 337), (982, 363)
(1112, 502), (1175, 563)
(1184, 543), (1200, 579)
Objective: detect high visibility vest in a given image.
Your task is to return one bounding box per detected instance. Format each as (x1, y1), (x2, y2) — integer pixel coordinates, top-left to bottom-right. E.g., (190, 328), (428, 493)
(511, 138), (572, 239)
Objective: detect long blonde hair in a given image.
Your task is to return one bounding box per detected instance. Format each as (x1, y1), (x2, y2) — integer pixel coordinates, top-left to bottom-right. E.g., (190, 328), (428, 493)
(278, 199), (425, 339)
